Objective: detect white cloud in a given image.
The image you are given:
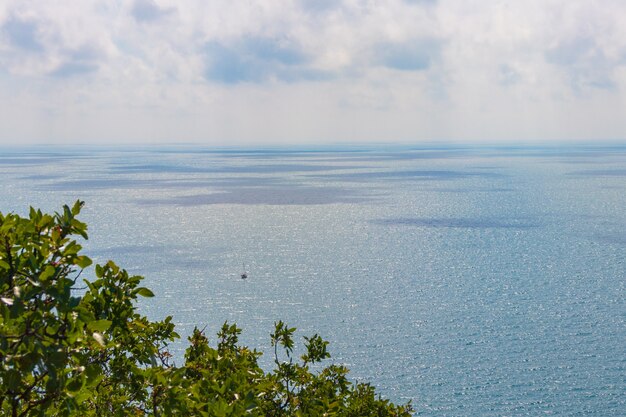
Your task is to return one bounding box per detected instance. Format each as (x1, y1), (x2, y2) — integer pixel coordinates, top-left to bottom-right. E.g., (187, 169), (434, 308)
(131, 0), (175, 23)
(0, 0), (625, 144)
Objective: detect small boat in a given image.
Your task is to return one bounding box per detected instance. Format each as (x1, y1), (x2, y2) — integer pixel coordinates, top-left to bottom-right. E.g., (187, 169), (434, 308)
(241, 263), (248, 279)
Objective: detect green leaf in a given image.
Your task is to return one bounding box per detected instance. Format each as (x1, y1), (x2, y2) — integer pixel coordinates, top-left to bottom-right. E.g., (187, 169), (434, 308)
(5, 369), (21, 390)
(49, 350), (66, 367)
(71, 200), (84, 216)
(76, 307), (96, 324)
(40, 264), (56, 281)
(135, 287), (155, 298)
(76, 255), (92, 269)
(84, 364), (102, 385)
(88, 319), (112, 332)
(67, 375), (85, 393)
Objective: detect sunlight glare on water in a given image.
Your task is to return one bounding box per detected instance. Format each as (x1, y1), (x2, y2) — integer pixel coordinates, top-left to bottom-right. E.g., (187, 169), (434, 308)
(0, 145), (624, 415)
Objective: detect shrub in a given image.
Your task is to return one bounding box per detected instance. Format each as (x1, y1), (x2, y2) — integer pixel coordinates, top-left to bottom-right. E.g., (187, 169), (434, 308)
(0, 201), (413, 416)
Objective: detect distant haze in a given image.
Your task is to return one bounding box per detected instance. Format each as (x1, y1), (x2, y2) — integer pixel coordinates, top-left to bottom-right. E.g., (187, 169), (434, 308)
(1, 1), (625, 145)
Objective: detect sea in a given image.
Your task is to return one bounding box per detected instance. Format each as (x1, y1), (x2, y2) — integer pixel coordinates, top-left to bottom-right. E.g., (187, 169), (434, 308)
(0, 144), (624, 415)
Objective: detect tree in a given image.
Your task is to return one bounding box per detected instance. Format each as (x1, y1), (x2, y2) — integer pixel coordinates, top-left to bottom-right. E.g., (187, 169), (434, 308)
(0, 201), (413, 416)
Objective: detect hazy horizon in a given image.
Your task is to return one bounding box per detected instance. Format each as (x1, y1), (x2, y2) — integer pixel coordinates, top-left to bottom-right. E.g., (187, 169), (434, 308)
(2, 140), (626, 151)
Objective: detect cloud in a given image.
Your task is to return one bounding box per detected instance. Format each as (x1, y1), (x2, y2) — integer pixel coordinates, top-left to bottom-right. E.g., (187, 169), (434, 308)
(376, 39), (440, 71)
(245, 37), (305, 65)
(50, 61), (98, 77)
(498, 65), (522, 86)
(204, 36), (328, 84)
(131, 0), (175, 23)
(546, 36), (617, 91)
(204, 42), (256, 83)
(1, 1), (626, 144)
(299, 0), (337, 13)
(49, 45), (104, 77)
(403, 0), (437, 5)
(2, 16), (43, 52)
(0, 5), (117, 79)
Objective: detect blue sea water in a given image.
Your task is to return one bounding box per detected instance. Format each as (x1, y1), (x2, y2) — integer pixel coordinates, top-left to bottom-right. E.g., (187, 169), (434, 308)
(0, 144), (624, 415)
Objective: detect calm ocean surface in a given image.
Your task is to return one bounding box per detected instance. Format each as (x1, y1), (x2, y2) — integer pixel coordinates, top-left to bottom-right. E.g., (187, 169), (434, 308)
(1, 145), (624, 415)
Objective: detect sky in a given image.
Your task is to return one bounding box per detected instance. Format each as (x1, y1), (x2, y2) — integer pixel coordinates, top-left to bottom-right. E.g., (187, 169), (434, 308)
(1, 0), (625, 145)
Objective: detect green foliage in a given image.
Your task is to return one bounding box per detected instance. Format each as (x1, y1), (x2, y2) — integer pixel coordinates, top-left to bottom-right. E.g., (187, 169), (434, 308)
(1, 202), (413, 416)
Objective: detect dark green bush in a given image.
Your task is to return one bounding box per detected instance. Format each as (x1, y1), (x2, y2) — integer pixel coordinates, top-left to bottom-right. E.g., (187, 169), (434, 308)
(0, 201), (413, 416)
